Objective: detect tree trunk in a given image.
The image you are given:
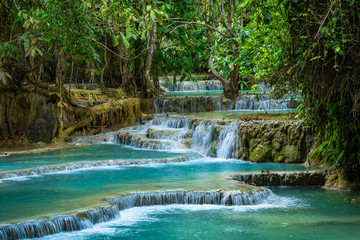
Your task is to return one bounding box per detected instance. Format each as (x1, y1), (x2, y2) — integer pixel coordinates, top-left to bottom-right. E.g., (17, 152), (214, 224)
(226, 64), (240, 99)
(143, 3), (158, 98)
(208, 47), (228, 92)
(119, 28), (136, 95)
(56, 48), (66, 134)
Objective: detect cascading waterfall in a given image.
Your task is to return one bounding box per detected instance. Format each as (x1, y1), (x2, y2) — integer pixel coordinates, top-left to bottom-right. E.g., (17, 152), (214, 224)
(190, 121), (239, 158)
(216, 122), (239, 159)
(0, 205), (120, 240)
(116, 118), (191, 151)
(0, 189), (272, 240)
(165, 80), (223, 92)
(117, 116), (242, 159)
(153, 95), (295, 113)
(233, 96), (291, 111)
(0, 156), (191, 182)
(116, 133), (178, 150)
(152, 118), (190, 129)
(153, 97), (223, 114)
(191, 121), (215, 156)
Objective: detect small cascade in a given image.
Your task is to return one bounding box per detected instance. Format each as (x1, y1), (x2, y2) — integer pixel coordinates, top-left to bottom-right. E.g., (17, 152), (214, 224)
(152, 117), (190, 129)
(165, 80), (223, 92)
(190, 121), (240, 158)
(0, 156), (191, 182)
(0, 205), (120, 240)
(116, 117), (193, 151)
(116, 133), (183, 151)
(191, 121), (215, 156)
(234, 96), (292, 111)
(109, 189), (272, 208)
(153, 97), (224, 114)
(117, 116), (242, 159)
(216, 122), (239, 159)
(254, 82), (272, 91)
(154, 96), (296, 113)
(116, 129), (187, 151)
(73, 131), (118, 145)
(0, 189), (273, 240)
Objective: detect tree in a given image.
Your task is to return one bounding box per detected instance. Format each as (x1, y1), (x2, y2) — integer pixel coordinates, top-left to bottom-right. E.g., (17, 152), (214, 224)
(275, 0), (360, 181)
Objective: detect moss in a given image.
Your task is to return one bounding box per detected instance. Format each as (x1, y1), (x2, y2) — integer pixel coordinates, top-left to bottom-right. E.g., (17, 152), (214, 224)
(325, 170), (351, 190)
(238, 113), (299, 121)
(69, 88), (127, 101)
(249, 141), (272, 162)
(53, 98), (141, 142)
(281, 145), (301, 163)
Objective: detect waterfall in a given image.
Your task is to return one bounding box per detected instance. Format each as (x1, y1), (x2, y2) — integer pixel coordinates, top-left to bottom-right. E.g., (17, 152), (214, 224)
(165, 80), (223, 91)
(216, 122), (239, 159)
(190, 121), (240, 158)
(234, 96), (292, 111)
(116, 133), (176, 150)
(152, 117), (190, 129)
(73, 131), (118, 145)
(109, 189), (272, 208)
(191, 121), (215, 156)
(154, 96), (296, 114)
(153, 97), (226, 114)
(0, 189), (273, 240)
(0, 156), (191, 182)
(0, 205), (120, 240)
(115, 116), (243, 159)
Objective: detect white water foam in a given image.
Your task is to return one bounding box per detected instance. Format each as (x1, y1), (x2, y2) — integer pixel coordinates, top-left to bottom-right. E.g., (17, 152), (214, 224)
(38, 195), (300, 240)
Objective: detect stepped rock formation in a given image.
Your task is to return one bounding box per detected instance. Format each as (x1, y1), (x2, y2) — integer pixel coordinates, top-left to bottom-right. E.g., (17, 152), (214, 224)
(0, 188), (272, 240)
(154, 95), (298, 113)
(116, 116), (313, 163)
(0, 156), (192, 182)
(232, 171), (328, 186)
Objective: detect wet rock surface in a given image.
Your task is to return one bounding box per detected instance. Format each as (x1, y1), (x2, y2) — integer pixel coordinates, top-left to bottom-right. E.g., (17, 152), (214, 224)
(232, 170), (328, 186)
(0, 187), (272, 240)
(154, 95), (297, 113)
(132, 115), (314, 164)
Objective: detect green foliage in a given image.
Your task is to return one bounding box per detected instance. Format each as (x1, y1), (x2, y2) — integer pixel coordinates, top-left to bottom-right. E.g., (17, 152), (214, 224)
(278, 0), (360, 180)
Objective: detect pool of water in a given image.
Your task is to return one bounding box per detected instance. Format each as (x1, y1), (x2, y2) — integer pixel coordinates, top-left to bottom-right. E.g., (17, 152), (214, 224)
(40, 187), (360, 240)
(0, 158), (316, 223)
(0, 144), (186, 171)
(174, 110), (296, 120)
(164, 90), (267, 96)
(0, 115), (358, 240)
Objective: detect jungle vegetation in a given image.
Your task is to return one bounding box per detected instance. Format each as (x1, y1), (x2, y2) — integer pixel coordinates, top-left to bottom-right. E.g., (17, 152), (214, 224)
(0, 0), (359, 179)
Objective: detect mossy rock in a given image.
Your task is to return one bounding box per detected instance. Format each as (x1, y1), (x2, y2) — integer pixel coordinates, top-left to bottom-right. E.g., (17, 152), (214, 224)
(249, 141), (272, 162)
(282, 145), (301, 163)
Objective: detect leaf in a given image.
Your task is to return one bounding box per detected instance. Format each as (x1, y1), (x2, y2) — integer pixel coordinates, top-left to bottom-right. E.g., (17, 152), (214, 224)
(150, 10), (156, 21)
(24, 39), (30, 57)
(120, 32), (130, 48)
(158, 15), (163, 26)
(113, 35), (120, 47)
(35, 48), (43, 56)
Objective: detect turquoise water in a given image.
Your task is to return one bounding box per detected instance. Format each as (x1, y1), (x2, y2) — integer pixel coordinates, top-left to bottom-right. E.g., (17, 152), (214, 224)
(0, 144), (184, 171)
(175, 110), (296, 119)
(40, 188), (360, 240)
(0, 116), (359, 239)
(0, 158), (315, 223)
(164, 90), (266, 96)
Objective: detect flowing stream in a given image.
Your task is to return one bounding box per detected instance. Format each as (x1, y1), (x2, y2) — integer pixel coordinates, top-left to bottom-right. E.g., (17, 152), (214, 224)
(1, 80), (359, 239)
